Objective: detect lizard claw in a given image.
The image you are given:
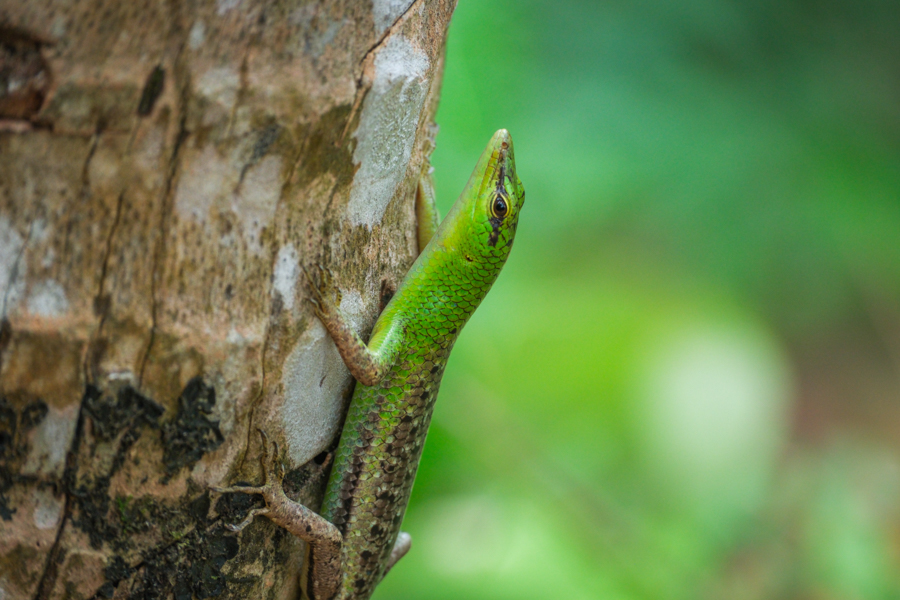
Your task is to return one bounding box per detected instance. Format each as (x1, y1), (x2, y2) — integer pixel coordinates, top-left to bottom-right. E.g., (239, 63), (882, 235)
(226, 507), (271, 532)
(317, 264), (335, 289)
(214, 429), (288, 531)
(302, 263), (341, 319)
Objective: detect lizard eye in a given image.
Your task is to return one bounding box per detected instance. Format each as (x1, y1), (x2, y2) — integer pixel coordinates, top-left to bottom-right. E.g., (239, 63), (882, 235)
(491, 195), (509, 219)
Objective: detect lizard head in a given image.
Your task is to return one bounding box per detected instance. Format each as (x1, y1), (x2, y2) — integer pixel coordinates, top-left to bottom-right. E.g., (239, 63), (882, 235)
(393, 129), (524, 325)
(456, 129), (525, 263)
(415, 129), (524, 294)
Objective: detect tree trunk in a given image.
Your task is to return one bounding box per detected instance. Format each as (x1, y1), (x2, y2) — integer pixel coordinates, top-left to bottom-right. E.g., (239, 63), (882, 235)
(0, 1), (455, 598)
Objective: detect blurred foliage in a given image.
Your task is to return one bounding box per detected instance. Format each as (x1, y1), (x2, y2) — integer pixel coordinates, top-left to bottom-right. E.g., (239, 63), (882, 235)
(374, 1), (900, 599)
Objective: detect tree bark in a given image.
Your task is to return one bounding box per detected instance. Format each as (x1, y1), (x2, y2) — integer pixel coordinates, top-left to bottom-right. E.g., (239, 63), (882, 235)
(0, 1), (455, 598)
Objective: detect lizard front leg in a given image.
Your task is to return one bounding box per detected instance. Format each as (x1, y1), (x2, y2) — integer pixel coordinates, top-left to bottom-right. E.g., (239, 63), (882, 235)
(304, 265), (405, 387)
(415, 164), (440, 253)
(214, 431), (343, 600)
(305, 163), (436, 387)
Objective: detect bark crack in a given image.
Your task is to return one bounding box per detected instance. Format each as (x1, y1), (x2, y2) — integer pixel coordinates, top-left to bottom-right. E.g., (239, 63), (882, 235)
(359, 0), (426, 70)
(29, 126), (105, 599)
(139, 45), (190, 389)
(226, 44), (253, 140)
(339, 0), (427, 145)
(97, 192), (125, 309)
(79, 134), (101, 197)
(31, 388), (91, 600)
(81, 190), (126, 384)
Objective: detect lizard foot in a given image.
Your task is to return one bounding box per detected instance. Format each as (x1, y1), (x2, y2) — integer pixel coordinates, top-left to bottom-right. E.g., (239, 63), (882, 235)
(302, 264), (341, 320)
(385, 531), (412, 574)
(213, 431), (344, 600)
(213, 429), (288, 532)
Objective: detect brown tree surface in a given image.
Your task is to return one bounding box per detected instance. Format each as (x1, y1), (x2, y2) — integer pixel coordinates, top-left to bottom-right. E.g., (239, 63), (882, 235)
(0, 1), (456, 598)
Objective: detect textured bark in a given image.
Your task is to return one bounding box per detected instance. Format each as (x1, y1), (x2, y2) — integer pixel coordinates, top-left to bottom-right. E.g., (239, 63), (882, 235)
(0, 1), (455, 598)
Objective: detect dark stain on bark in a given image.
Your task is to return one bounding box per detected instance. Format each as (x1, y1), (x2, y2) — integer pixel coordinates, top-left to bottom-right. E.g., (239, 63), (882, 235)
(294, 103), (355, 189)
(379, 279), (396, 312)
(83, 384), (163, 443)
(251, 123), (282, 162)
(0, 26), (50, 120)
(0, 318), (12, 364)
(238, 123), (284, 184)
(137, 65), (165, 116)
(73, 386), (164, 547)
(162, 377), (224, 479)
(34, 380), (242, 599)
(0, 395), (48, 520)
(95, 508), (242, 600)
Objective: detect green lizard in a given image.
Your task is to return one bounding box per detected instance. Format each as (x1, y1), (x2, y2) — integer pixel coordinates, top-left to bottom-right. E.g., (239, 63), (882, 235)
(216, 129), (525, 600)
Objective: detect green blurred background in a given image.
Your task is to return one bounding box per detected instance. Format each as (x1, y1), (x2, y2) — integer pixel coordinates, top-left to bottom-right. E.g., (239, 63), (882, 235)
(377, 1), (900, 598)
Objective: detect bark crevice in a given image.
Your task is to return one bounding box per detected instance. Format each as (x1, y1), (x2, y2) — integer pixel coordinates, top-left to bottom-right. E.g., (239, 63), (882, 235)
(139, 51), (190, 389)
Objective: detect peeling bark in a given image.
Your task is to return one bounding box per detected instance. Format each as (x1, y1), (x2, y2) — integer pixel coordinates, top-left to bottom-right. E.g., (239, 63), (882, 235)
(0, 1), (456, 598)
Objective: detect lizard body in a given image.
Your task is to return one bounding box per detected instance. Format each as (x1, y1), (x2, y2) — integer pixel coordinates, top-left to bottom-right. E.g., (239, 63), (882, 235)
(217, 129), (524, 600)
